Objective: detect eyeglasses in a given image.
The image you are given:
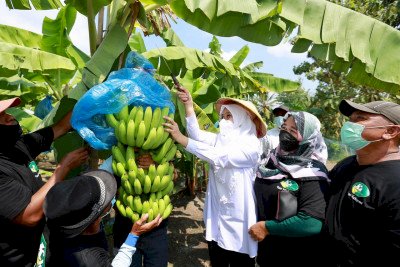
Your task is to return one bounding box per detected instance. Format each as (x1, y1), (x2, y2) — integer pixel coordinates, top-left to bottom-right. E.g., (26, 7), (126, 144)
(279, 125), (298, 136)
(101, 197), (116, 219)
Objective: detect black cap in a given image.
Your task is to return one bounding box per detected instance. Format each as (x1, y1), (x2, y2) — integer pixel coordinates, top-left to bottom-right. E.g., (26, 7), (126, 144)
(44, 170), (117, 238)
(339, 100), (400, 125)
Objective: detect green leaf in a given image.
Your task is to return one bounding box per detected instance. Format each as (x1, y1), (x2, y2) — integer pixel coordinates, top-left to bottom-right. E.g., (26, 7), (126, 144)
(160, 28), (185, 47)
(6, 0), (63, 10)
(0, 24), (42, 48)
(64, 0), (112, 16)
(194, 102), (217, 133)
(128, 32), (147, 53)
(0, 41), (76, 72)
(38, 96), (77, 128)
(171, 0), (400, 95)
(229, 45), (249, 67)
(40, 5), (77, 57)
(81, 25), (128, 88)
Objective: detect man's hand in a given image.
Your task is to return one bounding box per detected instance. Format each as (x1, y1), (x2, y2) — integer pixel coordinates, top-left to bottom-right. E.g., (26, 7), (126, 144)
(137, 153), (155, 169)
(56, 147), (89, 180)
(248, 221), (269, 242)
(176, 85), (192, 106)
(130, 214), (162, 236)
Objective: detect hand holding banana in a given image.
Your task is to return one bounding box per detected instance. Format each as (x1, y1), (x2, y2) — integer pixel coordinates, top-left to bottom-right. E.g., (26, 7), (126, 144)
(163, 116), (188, 147)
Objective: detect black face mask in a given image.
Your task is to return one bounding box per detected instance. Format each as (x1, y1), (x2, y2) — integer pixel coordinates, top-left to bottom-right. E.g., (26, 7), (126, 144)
(0, 123), (23, 148)
(279, 130), (299, 151)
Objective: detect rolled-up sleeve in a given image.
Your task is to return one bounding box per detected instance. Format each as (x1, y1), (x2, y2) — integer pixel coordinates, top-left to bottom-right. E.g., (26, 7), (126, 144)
(186, 114), (217, 146)
(186, 138), (259, 169)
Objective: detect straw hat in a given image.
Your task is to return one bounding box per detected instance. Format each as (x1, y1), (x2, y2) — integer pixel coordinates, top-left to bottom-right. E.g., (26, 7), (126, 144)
(216, 97), (267, 138)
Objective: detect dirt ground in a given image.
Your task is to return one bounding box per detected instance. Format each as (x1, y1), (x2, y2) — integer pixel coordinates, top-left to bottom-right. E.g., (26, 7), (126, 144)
(168, 191), (210, 267)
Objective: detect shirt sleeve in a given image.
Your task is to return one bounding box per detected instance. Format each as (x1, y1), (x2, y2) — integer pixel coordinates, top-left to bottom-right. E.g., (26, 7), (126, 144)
(185, 138), (259, 168)
(0, 173), (31, 220)
(22, 127), (54, 159)
(266, 212), (323, 237)
(185, 114), (217, 146)
(111, 234), (138, 267)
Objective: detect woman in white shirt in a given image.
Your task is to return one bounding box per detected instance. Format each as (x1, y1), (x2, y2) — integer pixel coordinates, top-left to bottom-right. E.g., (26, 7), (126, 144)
(163, 86), (267, 266)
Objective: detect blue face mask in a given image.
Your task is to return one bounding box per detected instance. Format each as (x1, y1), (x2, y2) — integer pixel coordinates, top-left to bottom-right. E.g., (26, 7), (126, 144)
(340, 121), (383, 151)
(274, 116), (284, 128)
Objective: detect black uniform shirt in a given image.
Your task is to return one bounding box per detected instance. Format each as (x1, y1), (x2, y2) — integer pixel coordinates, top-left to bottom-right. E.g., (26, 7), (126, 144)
(326, 156), (400, 266)
(0, 127), (53, 266)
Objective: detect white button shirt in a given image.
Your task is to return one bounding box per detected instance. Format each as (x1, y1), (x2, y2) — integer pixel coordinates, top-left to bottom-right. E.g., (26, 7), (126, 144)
(185, 114), (259, 257)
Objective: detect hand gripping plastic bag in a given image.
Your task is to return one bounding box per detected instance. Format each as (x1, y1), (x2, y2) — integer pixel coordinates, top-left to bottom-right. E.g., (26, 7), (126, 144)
(71, 51), (175, 150)
(34, 95), (53, 119)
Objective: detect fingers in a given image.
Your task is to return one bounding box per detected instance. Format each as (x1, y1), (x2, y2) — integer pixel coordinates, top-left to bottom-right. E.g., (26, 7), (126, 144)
(138, 213), (149, 224)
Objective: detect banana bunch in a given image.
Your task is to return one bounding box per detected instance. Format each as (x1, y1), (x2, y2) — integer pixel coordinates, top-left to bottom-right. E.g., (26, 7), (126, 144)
(106, 105), (174, 150)
(107, 104), (179, 223)
(113, 152), (175, 223)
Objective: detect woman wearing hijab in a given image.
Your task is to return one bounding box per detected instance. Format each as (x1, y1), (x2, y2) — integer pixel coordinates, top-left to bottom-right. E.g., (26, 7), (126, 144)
(248, 111), (329, 267)
(163, 86), (267, 266)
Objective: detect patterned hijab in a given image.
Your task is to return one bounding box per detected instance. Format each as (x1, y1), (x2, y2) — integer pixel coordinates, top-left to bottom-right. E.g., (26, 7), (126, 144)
(257, 111), (329, 181)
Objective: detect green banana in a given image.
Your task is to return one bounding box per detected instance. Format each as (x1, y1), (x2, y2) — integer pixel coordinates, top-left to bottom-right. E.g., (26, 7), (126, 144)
(127, 158), (138, 173)
(148, 164), (157, 183)
(156, 162), (168, 178)
(135, 121), (146, 148)
(134, 179), (142, 195)
(125, 206), (134, 219)
(116, 162), (126, 177)
(150, 107), (161, 129)
(117, 142), (126, 158)
(141, 127), (157, 150)
(133, 196), (143, 213)
(152, 138), (173, 163)
(163, 195), (171, 206)
(131, 212), (140, 223)
(148, 208), (154, 222)
(162, 203), (173, 219)
(152, 202), (159, 216)
(161, 181), (174, 196)
(112, 146), (126, 167)
(150, 175), (161, 193)
(134, 106), (144, 136)
(105, 113), (119, 128)
(123, 180), (133, 195)
(126, 146), (135, 162)
(128, 170), (136, 185)
(126, 119), (136, 147)
(116, 200), (126, 217)
(143, 106), (153, 136)
(127, 195), (134, 211)
(161, 143), (178, 164)
(159, 175), (172, 191)
(122, 192), (129, 207)
(149, 192), (157, 203)
(137, 168), (145, 185)
(118, 105), (129, 123)
(112, 160), (118, 175)
(151, 126), (165, 149)
(121, 173), (129, 183)
(158, 199), (166, 215)
(128, 106), (137, 121)
(142, 201), (150, 214)
(143, 175), (151, 194)
(168, 164), (174, 177)
(161, 106), (169, 120)
(156, 191), (163, 200)
(118, 121), (127, 145)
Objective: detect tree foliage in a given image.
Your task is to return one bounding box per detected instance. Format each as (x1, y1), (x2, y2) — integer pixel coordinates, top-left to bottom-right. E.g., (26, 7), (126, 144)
(295, 0), (400, 139)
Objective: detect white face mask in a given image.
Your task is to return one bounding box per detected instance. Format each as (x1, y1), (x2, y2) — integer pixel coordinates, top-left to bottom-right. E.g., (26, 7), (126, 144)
(219, 119), (234, 135)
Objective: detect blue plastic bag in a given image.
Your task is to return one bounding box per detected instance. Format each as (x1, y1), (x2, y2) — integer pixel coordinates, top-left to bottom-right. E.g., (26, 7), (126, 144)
(71, 52), (175, 150)
(34, 95), (53, 119)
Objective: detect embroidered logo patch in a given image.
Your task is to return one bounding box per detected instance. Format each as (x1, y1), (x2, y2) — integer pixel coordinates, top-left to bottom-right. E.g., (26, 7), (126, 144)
(280, 179), (299, 191)
(351, 182), (370, 198)
(29, 161), (39, 173)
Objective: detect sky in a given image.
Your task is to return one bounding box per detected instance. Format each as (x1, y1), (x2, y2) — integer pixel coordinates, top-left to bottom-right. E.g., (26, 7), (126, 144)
(0, 2), (317, 93)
